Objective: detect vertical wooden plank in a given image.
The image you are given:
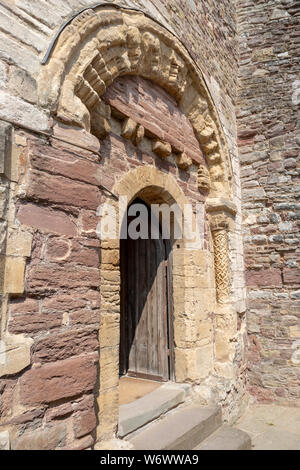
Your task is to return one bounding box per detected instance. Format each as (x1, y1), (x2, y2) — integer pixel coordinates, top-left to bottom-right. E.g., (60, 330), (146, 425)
(119, 199), (173, 382)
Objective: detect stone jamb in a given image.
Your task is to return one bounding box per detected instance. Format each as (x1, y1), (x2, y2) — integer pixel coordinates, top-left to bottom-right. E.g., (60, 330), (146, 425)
(96, 165), (215, 443)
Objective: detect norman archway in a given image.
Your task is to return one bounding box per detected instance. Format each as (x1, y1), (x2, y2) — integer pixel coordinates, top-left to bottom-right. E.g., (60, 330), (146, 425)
(38, 2), (237, 305)
(0, 4), (242, 450)
(38, 4), (233, 200)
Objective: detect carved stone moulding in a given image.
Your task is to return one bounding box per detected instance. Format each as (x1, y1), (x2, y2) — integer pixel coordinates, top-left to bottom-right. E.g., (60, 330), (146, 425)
(206, 197), (237, 304)
(38, 5), (233, 198)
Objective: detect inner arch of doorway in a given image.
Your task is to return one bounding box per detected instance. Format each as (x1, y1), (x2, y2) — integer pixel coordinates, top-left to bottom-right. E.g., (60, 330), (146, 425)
(96, 166), (209, 443)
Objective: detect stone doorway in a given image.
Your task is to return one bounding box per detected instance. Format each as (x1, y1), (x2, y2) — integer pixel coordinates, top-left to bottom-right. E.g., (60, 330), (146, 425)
(119, 198), (174, 382)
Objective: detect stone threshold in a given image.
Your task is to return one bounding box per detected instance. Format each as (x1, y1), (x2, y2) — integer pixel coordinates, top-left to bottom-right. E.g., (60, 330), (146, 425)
(118, 382), (191, 438)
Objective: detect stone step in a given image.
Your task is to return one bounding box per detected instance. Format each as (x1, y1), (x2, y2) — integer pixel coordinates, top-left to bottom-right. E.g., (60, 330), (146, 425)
(127, 404), (222, 450)
(118, 383), (190, 438)
(195, 425), (252, 450)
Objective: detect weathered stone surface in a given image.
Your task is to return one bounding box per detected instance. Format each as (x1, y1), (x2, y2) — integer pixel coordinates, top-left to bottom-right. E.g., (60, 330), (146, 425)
(246, 269), (282, 288)
(0, 91), (49, 131)
(8, 66), (38, 104)
(26, 170), (101, 210)
(32, 328), (99, 363)
(0, 430), (10, 450)
(17, 203), (77, 236)
(19, 355), (98, 406)
(152, 140), (172, 158)
(2, 256), (26, 294)
(26, 265), (100, 293)
(73, 395), (96, 439)
(27, 141), (101, 186)
(12, 424), (66, 450)
(238, 0), (300, 405)
(0, 335), (32, 377)
(9, 312), (62, 334)
(0, 121), (12, 176)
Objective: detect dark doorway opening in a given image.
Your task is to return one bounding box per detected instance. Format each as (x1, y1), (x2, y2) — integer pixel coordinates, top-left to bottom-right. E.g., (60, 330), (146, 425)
(119, 198), (174, 382)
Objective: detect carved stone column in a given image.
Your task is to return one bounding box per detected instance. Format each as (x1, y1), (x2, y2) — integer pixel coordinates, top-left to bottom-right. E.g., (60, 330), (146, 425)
(212, 227), (230, 303)
(206, 198), (237, 304)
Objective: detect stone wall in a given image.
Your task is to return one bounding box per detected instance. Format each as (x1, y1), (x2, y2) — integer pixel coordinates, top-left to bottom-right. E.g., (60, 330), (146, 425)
(237, 0), (300, 404)
(0, 0), (250, 450)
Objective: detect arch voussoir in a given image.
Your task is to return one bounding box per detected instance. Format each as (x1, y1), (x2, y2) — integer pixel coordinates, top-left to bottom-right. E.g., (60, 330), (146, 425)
(38, 5), (232, 199)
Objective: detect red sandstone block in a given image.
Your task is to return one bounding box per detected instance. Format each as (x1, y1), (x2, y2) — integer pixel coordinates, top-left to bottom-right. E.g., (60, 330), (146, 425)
(17, 203), (77, 236)
(27, 169), (101, 210)
(246, 268), (282, 287)
(0, 379), (18, 419)
(248, 385), (274, 404)
(60, 435), (94, 451)
(26, 265), (100, 293)
(45, 403), (73, 422)
(72, 395), (96, 439)
(9, 312), (62, 334)
(42, 290), (100, 312)
(69, 309), (100, 326)
(10, 297), (39, 315)
(32, 328), (99, 364)
(19, 355), (98, 406)
(45, 237), (71, 261)
(28, 143), (101, 186)
(52, 123), (100, 154)
(283, 269), (300, 285)
(44, 237), (100, 267)
(69, 240), (100, 268)
(79, 209), (99, 237)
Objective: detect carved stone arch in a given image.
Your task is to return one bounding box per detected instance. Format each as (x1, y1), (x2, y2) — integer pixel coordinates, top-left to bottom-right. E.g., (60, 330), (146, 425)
(38, 4), (233, 199)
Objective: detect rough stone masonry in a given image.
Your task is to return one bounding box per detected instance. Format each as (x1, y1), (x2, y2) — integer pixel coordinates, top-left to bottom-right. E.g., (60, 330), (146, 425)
(0, 0), (298, 451)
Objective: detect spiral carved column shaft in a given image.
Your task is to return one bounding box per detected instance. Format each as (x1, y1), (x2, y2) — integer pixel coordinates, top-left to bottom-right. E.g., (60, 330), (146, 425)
(212, 228), (230, 304)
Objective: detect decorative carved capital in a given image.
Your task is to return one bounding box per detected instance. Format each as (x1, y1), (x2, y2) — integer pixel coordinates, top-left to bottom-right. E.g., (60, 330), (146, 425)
(206, 197), (237, 232)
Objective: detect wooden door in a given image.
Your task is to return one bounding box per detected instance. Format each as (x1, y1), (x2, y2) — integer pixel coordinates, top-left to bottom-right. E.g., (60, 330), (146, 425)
(120, 199), (173, 382)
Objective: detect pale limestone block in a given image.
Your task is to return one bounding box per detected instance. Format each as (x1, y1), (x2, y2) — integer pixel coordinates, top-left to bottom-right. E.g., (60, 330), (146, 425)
(196, 345), (214, 379)
(99, 347), (119, 392)
(290, 325), (300, 338)
(99, 313), (120, 349)
(215, 331), (235, 363)
(0, 32), (39, 75)
(0, 9), (47, 53)
(0, 91), (49, 132)
(214, 362), (236, 380)
(96, 387), (119, 442)
(175, 348), (197, 383)
(0, 430), (10, 450)
(3, 256), (25, 294)
(14, 134), (27, 147)
(0, 334), (33, 377)
(94, 438), (133, 450)
(6, 229), (33, 257)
